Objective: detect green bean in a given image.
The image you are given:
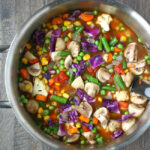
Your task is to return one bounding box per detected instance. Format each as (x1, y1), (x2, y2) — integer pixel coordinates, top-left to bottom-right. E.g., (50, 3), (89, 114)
(69, 73), (75, 84)
(57, 51), (71, 57)
(83, 73), (101, 86)
(98, 37), (103, 51)
(101, 86), (116, 91)
(74, 26), (84, 34)
(109, 37), (118, 46)
(101, 37), (110, 52)
(122, 60), (127, 69)
(51, 95), (68, 104)
(114, 74), (126, 90)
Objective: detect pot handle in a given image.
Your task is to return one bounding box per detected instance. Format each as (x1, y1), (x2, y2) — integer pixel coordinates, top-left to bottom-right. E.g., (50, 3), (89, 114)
(0, 45), (11, 108)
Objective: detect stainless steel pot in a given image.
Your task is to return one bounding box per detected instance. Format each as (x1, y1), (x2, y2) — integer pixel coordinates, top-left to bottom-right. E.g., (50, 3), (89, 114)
(1, 0), (150, 149)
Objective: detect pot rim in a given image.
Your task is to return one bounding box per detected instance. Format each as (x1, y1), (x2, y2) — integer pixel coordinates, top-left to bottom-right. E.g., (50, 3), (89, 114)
(5, 0), (150, 149)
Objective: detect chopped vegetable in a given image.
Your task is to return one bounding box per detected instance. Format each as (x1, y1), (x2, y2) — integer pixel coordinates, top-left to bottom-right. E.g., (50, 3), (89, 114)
(114, 74), (126, 90)
(36, 95), (47, 102)
(57, 51), (71, 57)
(112, 130), (122, 138)
(101, 36), (110, 52)
(81, 13), (94, 22)
(79, 115), (90, 123)
(101, 86), (116, 91)
(83, 26), (100, 38)
(51, 95), (68, 104)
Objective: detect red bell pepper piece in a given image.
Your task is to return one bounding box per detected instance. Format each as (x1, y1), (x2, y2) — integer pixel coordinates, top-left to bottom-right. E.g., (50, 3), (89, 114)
(114, 64), (124, 75)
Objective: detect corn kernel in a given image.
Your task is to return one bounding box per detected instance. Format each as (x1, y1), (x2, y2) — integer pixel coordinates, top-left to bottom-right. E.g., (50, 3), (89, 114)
(25, 84), (31, 90)
(51, 75), (54, 78)
(26, 43), (32, 49)
(51, 101), (57, 106)
(53, 25), (58, 30)
(37, 50), (42, 56)
(55, 83), (60, 86)
(62, 93), (69, 99)
(36, 45), (40, 50)
(43, 78), (48, 84)
(41, 57), (48, 65)
(67, 24), (73, 29)
(125, 69), (129, 73)
(22, 57), (28, 64)
(76, 122), (81, 128)
(38, 75), (42, 79)
(98, 97), (102, 102)
(120, 36), (127, 42)
(42, 71), (45, 74)
(74, 21), (81, 26)
(58, 93), (62, 96)
(87, 21), (93, 25)
(64, 20), (71, 27)
(37, 114), (42, 119)
(61, 89), (65, 94)
(54, 109), (58, 113)
(68, 32), (72, 38)
(83, 54), (91, 61)
(44, 115), (50, 121)
(73, 58), (77, 63)
(38, 107), (44, 114)
(46, 104), (50, 108)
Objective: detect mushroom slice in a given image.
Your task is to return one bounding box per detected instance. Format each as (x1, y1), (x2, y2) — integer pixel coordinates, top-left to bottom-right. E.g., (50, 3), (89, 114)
(67, 41), (80, 57)
(64, 55), (72, 69)
(96, 68), (110, 83)
(19, 80), (33, 93)
(84, 82), (100, 97)
(114, 90), (129, 101)
(121, 72), (134, 88)
(33, 77), (49, 97)
(82, 132), (96, 144)
(122, 118), (136, 132)
(24, 51), (37, 61)
(27, 62), (42, 76)
(73, 101), (93, 118)
(63, 134), (80, 143)
(51, 52), (61, 62)
(71, 76), (84, 89)
(26, 100), (39, 114)
(128, 103), (145, 117)
(131, 92), (147, 105)
(108, 120), (121, 132)
(55, 38), (66, 51)
(124, 42), (137, 62)
(45, 30), (52, 38)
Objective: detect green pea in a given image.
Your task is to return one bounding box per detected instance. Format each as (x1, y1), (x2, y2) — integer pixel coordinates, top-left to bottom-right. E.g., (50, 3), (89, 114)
(120, 27), (125, 31)
(80, 140), (85, 144)
(62, 26), (67, 31)
(90, 121), (93, 125)
(22, 98), (28, 104)
(93, 10), (98, 15)
(80, 129), (84, 133)
(92, 127), (97, 133)
(148, 77), (150, 81)
(110, 46), (114, 51)
(66, 71), (70, 76)
(57, 115), (59, 119)
(85, 80), (88, 84)
(44, 127), (48, 133)
(94, 40), (99, 45)
(60, 65), (65, 69)
(127, 38), (132, 43)
(18, 76), (23, 82)
(113, 55), (116, 60)
(43, 66), (48, 71)
(56, 69), (60, 74)
(45, 38), (50, 44)
(79, 52), (84, 57)
(60, 59), (64, 65)
(117, 43), (124, 49)
(138, 37), (142, 43)
(139, 75), (143, 79)
(72, 68), (77, 72)
(114, 52), (118, 56)
(53, 65), (57, 70)
(119, 23), (123, 27)
(77, 39), (81, 43)
(43, 109), (50, 115)
(46, 128), (50, 134)
(86, 61), (89, 66)
(124, 111), (129, 115)
(96, 134), (100, 139)
(96, 137), (103, 143)
(107, 83), (110, 86)
(64, 37), (69, 42)
(42, 47), (47, 53)
(147, 60), (150, 65)
(101, 90), (106, 95)
(119, 51), (123, 55)
(109, 68), (114, 73)
(144, 55), (149, 60)
(42, 23), (46, 28)
(102, 29), (106, 33)
(49, 106), (54, 110)
(77, 56), (82, 61)
(20, 94), (25, 100)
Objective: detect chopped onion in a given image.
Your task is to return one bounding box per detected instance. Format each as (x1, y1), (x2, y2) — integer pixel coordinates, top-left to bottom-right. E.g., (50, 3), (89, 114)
(112, 60), (120, 65)
(106, 64), (113, 69)
(116, 55), (123, 62)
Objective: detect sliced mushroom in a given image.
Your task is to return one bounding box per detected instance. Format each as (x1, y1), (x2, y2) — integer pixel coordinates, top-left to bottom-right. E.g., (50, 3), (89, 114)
(63, 134), (80, 143)
(96, 68), (110, 83)
(33, 77), (49, 97)
(71, 76), (84, 89)
(27, 62), (42, 76)
(51, 52), (61, 62)
(108, 120), (121, 132)
(121, 72), (134, 88)
(96, 14), (112, 31)
(24, 51), (37, 61)
(124, 42), (137, 62)
(67, 41), (80, 57)
(128, 59), (146, 75)
(131, 92), (147, 105)
(128, 103), (145, 117)
(19, 80), (33, 93)
(45, 30), (52, 38)
(122, 118), (136, 132)
(114, 90), (129, 101)
(73, 101), (93, 118)
(26, 100), (39, 114)
(64, 55), (72, 69)
(84, 82), (100, 98)
(55, 38), (66, 51)
(82, 132), (96, 144)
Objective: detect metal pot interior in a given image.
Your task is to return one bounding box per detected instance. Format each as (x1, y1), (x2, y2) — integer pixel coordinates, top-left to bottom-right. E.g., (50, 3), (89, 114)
(5, 0), (150, 149)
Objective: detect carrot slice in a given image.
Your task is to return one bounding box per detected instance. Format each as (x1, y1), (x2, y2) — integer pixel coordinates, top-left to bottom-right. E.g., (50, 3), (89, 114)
(63, 13), (69, 18)
(48, 78), (55, 86)
(50, 114), (57, 120)
(107, 53), (113, 63)
(79, 115), (90, 123)
(52, 17), (63, 25)
(69, 127), (78, 134)
(36, 95), (47, 102)
(81, 13), (94, 22)
(82, 126), (90, 132)
(114, 46), (122, 52)
(93, 117), (99, 125)
(29, 58), (39, 64)
(119, 101), (129, 109)
(20, 69), (28, 79)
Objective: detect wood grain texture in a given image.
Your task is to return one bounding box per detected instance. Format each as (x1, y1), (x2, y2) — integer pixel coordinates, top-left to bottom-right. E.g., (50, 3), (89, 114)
(0, 0), (150, 150)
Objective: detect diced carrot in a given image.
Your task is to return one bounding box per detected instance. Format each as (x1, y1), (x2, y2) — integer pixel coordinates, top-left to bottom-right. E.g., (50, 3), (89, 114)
(107, 53), (113, 63)
(114, 46), (122, 52)
(82, 126), (90, 132)
(93, 117), (99, 125)
(29, 58), (39, 64)
(20, 69), (28, 79)
(36, 95), (47, 102)
(63, 13), (69, 18)
(81, 13), (94, 22)
(50, 114), (57, 120)
(54, 85), (60, 91)
(48, 78), (55, 86)
(52, 17), (63, 25)
(79, 115), (90, 123)
(49, 88), (54, 95)
(119, 101), (129, 109)
(69, 127), (78, 134)
(127, 63), (136, 68)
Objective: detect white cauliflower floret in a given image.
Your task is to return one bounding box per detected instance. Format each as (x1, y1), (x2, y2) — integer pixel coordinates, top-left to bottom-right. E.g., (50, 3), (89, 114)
(114, 90), (129, 101)
(71, 76), (84, 89)
(96, 14), (112, 31)
(33, 77), (49, 97)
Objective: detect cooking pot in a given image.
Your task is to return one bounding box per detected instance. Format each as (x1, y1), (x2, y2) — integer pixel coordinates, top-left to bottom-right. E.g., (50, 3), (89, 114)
(1, 0), (150, 149)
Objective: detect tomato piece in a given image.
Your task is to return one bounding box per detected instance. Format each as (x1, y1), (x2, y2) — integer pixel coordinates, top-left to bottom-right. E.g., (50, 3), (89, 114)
(55, 71), (69, 83)
(114, 64), (125, 75)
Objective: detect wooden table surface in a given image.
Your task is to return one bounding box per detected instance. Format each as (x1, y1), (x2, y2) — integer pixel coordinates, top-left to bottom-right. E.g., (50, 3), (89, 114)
(0, 0), (150, 149)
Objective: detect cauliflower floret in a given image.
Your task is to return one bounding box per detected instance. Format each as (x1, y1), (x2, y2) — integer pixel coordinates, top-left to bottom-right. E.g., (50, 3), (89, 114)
(114, 90), (129, 101)
(96, 14), (112, 31)
(33, 77), (49, 97)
